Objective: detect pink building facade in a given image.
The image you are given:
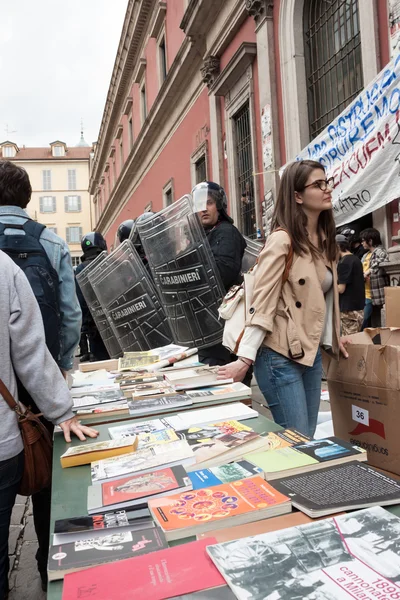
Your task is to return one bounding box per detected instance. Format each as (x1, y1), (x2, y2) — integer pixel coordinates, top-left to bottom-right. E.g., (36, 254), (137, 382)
(90, 0), (394, 249)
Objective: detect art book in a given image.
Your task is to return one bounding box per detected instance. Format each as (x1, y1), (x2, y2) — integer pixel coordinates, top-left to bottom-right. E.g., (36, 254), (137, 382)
(164, 404), (258, 431)
(108, 418), (169, 439)
(48, 525), (167, 580)
(246, 436), (367, 480)
(149, 476), (291, 541)
(54, 510), (153, 536)
(118, 351), (160, 371)
(60, 437), (138, 468)
(165, 366), (233, 390)
(271, 460), (400, 517)
(128, 395), (192, 417)
(189, 460), (263, 490)
(207, 506), (400, 600)
(178, 421), (266, 470)
(131, 381), (177, 400)
(87, 465), (192, 513)
(74, 404), (129, 419)
(185, 382), (252, 403)
(71, 384), (121, 398)
(91, 440), (195, 484)
(72, 390), (126, 409)
(61, 538), (225, 600)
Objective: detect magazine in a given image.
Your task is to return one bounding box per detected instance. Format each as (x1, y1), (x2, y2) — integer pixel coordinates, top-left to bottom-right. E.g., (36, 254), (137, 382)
(207, 506), (400, 600)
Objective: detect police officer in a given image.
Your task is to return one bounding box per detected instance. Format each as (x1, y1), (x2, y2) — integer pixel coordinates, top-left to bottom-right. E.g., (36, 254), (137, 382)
(75, 232), (109, 362)
(192, 181), (246, 367)
(130, 212), (155, 270)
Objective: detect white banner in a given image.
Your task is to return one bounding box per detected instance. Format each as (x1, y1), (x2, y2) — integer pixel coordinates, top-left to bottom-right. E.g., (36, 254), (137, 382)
(286, 53), (400, 226)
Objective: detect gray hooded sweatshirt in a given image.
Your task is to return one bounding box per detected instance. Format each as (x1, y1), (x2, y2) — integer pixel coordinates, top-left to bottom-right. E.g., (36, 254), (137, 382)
(0, 250), (74, 462)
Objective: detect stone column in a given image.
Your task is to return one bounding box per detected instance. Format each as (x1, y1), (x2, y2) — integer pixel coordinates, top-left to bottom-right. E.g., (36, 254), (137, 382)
(245, 0), (280, 235)
(201, 56), (224, 185)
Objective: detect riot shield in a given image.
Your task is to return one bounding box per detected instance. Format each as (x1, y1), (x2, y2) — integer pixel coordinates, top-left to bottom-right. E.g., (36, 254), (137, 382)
(241, 237), (263, 273)
(75, 252), (122, 359)
(137, 195), (226, 349)
(88, 240), (173, 352)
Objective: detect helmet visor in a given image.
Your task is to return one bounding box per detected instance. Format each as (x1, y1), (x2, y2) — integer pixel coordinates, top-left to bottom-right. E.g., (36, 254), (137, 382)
(191, 183), (209, 213)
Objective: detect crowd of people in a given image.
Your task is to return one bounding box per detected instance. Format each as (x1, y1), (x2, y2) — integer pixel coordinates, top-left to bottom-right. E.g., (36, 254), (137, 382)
(0, 158), (394, 599)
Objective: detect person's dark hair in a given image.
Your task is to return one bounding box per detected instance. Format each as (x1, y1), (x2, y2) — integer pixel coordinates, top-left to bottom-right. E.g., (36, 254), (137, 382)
(271, 160), (337, 262)
(0, 161), (32, 208)
(338, 241), (350, 253)
(360, 227), (382, 247)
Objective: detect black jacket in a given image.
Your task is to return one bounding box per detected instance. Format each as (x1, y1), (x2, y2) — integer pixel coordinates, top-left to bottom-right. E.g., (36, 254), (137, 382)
(206, 220), (246, 291)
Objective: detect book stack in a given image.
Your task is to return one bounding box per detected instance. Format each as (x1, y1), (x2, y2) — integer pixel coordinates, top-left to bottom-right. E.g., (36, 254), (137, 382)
(56, 341), (400, 598)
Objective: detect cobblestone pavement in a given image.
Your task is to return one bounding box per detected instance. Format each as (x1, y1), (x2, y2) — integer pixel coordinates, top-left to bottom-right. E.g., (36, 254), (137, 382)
(8, 495), (46, 600)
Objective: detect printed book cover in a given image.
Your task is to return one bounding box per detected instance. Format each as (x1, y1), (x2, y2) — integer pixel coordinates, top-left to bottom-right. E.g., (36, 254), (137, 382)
(60, 438), (138, 468)
(164, 404), (258, 431)
(49, 526), (167, 580)
(138, 429), (179, 449)
(108, 418), (169, 440)
(207, 506), (400, 600)
(91, 440), (195, 484)
(149, 476), (290, 540)
(189, 460), (263, 490)
(54, 509), (153, 534)
(271, 461), (400, 517)
(75, 404), (128, 417)
(61, 538), (225, 600)
(186, 430), (262, 467)
(185, 383), (251, 402)
(101, 465), (192, 507)
(131, 381), (177, 399)
(72, 390), (125, 409)
(128, 395), (192, 415)
(118, 352), (160, 371)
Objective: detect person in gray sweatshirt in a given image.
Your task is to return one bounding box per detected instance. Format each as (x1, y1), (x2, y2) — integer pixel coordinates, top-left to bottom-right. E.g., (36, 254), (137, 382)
(0, 249), (98, 600)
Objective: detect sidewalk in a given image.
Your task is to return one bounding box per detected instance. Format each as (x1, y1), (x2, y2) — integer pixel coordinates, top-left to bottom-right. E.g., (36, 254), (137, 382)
(8, 496), (45, 600)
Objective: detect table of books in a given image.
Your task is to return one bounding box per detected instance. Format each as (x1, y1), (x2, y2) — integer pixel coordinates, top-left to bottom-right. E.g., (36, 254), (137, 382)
(47, 412), (281, 599)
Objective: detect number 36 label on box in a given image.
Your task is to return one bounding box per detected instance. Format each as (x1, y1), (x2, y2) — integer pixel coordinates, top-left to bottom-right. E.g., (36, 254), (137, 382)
(352, 405), (369, 426)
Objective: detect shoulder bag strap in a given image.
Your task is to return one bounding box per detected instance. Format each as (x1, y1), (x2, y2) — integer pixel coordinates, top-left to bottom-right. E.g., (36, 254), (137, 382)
(0, 378), (19, 411)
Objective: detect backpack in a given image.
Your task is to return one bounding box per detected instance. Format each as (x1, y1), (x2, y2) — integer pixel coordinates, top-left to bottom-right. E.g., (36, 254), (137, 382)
(0, 220), (61, 362)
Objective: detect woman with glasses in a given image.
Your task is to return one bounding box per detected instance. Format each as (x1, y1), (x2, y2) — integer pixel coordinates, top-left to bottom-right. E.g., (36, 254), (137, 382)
(218, 160), (349, 437)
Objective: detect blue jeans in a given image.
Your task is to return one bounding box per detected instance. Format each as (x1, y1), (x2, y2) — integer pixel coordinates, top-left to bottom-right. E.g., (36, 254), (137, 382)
(254, 347), (322, 437)
(362, 298), (373, 330)
(0, 452), (24, 600)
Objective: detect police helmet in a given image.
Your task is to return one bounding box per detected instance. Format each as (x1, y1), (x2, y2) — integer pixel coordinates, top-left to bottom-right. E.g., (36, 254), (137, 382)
(81, 231), (107, 253)
(117, 219), (135, 243)
(130, 212), (155, 246)
(191, 181), (233, 223)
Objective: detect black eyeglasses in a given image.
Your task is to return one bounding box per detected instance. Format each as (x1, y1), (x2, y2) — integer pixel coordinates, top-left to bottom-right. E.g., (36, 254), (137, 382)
(302, 177), (334, 192)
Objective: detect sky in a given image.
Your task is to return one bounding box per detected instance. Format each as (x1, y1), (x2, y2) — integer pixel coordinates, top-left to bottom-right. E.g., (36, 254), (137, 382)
(0, 0), (128, 148)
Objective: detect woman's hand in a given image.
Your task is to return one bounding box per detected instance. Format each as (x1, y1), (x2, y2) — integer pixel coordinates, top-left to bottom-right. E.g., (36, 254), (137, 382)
(59, 417), (99, 443)
(339, 337), (352, 359)
(217, 359), (250, 383)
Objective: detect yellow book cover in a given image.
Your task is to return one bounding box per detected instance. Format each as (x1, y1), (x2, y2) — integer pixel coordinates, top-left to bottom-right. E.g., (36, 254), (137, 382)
(60, 437), (138, 468)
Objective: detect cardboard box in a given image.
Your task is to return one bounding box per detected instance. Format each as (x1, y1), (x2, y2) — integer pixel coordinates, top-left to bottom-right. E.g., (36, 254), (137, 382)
(385, 287), (400, 327)
(325, 328), (400, 475)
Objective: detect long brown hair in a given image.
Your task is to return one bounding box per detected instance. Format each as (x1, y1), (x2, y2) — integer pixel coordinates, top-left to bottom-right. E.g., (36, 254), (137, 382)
(271, 160), (337, 262)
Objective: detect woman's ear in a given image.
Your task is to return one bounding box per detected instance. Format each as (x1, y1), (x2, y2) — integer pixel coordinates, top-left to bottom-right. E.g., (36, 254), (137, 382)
(294, 191), (303, 205)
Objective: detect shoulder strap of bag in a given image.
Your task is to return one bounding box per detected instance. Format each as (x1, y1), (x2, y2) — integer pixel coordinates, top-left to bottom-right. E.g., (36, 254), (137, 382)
(0, 378), (18, 411)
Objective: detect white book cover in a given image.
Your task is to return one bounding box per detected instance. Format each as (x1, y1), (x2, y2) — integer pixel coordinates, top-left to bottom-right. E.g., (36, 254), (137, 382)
(165, 403), (258, 431)
(91, 440), (195, 483)
(108, 419), (168, 440)
(71, 383), (120, 398)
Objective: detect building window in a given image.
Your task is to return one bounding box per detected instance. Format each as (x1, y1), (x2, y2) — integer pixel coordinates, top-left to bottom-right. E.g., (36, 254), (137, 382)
(234, 102), (256, 239)
(304, 0), (363, 139)
(112, 159), (117, 185)
(66, 226), (83, 244)
(163, 179), (174, 207)
(68, 169), (77, 190)
(128, 117), (134, 149)
(195, 155), (207, 184)
(53, 145), (65, 157)
(141, 83), (147, 122)
(42, 170), (52, 191)
(39, 196), (56, 213)
(2, 146), (15, 158)
(47, 226), (58, 234)
(71, 256), (80, 267)
(158, 35), (168, 84)
(64, 195), (82, 212)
